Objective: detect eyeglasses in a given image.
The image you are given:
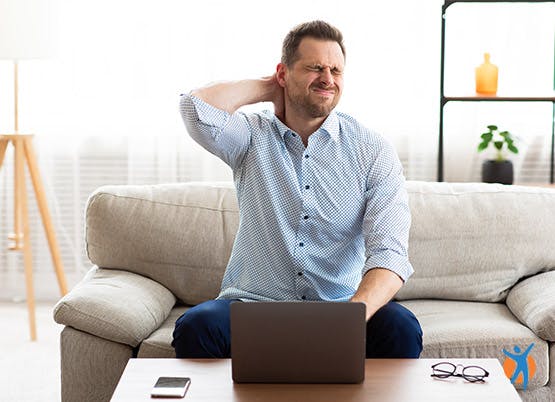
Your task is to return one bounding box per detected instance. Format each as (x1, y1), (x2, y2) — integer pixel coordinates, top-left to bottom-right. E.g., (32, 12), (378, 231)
(431, 362), (489, 383)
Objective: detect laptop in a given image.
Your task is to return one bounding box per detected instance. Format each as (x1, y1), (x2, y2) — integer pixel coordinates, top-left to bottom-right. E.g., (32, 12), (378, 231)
(230, 301), (366, 384)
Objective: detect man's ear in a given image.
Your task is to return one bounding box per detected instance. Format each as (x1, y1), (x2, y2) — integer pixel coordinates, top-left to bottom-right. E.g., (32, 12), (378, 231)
(276, 63), (287, 88)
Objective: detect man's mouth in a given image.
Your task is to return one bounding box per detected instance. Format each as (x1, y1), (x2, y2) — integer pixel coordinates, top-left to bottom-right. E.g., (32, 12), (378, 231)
(312, 87), (335, 97)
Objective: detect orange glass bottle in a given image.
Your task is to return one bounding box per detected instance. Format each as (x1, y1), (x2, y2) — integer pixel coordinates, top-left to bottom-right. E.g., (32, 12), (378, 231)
(475, 53), (498, 95)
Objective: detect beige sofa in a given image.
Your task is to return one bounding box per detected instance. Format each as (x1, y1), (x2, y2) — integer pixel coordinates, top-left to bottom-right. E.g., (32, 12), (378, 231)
(54, 181), (555, 402)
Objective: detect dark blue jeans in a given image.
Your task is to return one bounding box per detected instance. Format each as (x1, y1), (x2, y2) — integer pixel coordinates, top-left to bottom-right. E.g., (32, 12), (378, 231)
(172, 300), (423, 358)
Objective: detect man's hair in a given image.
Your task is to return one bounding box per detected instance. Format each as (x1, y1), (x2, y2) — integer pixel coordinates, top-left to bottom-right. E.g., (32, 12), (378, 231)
(281, 20), (345, 67)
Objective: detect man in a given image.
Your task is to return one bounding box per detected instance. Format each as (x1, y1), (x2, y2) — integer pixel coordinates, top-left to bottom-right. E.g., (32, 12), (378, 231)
(173, 20), (422, 359)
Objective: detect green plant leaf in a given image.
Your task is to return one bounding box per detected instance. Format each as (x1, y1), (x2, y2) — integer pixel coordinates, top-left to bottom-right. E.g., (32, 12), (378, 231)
(478, 125), (519, 158)
(481, 133), (493, 141)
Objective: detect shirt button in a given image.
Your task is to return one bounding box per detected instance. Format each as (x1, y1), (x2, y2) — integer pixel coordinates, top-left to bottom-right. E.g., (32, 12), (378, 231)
(299, 242), (304, 247)
(303, 215), (309, 220)
(298, 272), (303, 276)
(301, 296), (306, 300)
(305, 185), (310, 190)
(305, 154), (309, 158)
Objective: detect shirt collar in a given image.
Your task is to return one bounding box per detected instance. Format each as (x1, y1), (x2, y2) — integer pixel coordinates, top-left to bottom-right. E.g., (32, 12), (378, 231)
(273, 111), (340, 142)
(273, 115), (291, 139)
(319, 111), (340, 142)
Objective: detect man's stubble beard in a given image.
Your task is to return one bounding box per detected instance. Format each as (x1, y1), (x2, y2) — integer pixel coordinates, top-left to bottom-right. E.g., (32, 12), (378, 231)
(287, 87), (340, 119)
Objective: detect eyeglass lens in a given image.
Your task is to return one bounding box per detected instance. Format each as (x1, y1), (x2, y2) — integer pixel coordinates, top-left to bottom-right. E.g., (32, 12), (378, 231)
(462, 366), (488, 382)
(432, 362), (456, 378)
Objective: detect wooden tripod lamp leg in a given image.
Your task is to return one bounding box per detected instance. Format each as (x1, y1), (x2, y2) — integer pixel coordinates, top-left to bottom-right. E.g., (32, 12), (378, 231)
(22, 137), (68, 295)
(13, 139), (23, 250)
(2, 138), (23, 250)
(0, 138), (8, 167)
(15, 138), (37, 341)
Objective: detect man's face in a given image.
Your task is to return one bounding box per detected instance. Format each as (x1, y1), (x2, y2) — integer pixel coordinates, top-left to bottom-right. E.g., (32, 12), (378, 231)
(282, 37), (345, 119)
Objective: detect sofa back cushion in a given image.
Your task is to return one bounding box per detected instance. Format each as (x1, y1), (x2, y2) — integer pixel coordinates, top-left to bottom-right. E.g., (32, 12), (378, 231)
(397, 181), (555, 302)
(86, 181), (555, 304)
(86, 182), (238, 305)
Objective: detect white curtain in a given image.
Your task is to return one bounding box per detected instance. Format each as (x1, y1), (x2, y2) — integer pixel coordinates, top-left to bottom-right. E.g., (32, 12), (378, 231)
(0, 0), (553, 300)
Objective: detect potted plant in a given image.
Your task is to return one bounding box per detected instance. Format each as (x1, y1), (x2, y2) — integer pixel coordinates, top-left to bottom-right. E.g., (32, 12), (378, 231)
(477, 124), (519, 184)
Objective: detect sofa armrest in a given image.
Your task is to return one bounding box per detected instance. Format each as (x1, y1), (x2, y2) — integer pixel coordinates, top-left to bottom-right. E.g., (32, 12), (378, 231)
(54, 266), (176, 347)
(506, 271), (555, 341)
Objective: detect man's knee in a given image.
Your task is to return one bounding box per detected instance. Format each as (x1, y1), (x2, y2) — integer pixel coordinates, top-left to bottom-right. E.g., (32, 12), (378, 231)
(374, 302), (421, 333)
(367, 302), (423, 358)
(172, 299), (234, 358)
(174, 302), (218, 336)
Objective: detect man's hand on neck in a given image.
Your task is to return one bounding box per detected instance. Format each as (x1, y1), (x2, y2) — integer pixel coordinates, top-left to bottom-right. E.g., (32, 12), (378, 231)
(191, 76), (284, 115)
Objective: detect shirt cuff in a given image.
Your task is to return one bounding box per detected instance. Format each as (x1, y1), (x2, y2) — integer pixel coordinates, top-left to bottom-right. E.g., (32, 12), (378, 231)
(181, 92), (231, 128)
(362, 250), (414, 282)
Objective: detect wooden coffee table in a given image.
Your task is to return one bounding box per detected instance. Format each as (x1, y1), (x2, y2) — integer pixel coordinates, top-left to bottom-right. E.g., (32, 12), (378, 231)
(110, 358), (520, 401)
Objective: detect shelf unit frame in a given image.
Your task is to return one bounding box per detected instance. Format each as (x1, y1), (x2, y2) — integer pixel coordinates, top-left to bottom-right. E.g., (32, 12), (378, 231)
(438, 0), (555, 183)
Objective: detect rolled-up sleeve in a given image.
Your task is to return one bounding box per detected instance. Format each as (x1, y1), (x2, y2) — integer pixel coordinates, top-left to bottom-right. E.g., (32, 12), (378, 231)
(180, 93), (251, 170)
(362, 140), (414, 282)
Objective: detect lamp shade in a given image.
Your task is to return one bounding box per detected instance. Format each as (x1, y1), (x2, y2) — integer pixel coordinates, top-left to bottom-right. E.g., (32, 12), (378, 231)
(0, 0), (53, 60)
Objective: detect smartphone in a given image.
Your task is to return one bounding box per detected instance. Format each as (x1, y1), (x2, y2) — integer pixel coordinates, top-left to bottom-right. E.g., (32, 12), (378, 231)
(150, 376), (191, 398)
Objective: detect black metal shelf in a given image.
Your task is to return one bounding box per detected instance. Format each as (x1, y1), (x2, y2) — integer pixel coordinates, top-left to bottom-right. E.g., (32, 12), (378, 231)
(445, 0), (553, 6)
(438, 0), (555, 183)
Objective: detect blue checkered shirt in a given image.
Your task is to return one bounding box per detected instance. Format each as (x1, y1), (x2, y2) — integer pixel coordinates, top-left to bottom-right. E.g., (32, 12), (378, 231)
(180, 93), (413, 302)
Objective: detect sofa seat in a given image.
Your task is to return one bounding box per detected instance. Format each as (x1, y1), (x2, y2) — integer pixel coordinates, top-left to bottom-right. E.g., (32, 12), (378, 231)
(400, 299), (549, 389)
(137, 307), (187, 358)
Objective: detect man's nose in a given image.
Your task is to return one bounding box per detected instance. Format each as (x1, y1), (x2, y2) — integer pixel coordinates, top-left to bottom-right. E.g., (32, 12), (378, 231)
(319, 68), (333, 86)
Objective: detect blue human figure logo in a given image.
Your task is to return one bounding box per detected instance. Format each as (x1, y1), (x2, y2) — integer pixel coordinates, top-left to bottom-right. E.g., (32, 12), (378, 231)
(502, 343), (535, 390)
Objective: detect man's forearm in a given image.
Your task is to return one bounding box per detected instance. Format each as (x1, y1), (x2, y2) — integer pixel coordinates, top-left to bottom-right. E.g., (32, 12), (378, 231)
(350, 268), (403, 321)
(192, 77), (277, 114)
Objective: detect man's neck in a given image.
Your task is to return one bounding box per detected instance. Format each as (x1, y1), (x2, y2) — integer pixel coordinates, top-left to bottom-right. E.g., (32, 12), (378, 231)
(282, 108), (328, 147)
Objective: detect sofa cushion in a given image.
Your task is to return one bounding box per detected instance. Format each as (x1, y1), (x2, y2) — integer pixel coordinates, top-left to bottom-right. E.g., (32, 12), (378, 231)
(85, 182), (238, 305)
(54, 267), (176, 347)
(400, 299), (548, 390)
(506, 271), (555, 342)
(397, 182), (555, 302)
(137, 307), (188, 358)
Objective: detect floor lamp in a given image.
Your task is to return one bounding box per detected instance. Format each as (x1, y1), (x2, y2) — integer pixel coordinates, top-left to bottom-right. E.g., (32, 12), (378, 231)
(0, 0), (68, 341)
